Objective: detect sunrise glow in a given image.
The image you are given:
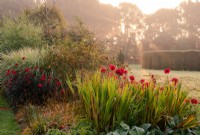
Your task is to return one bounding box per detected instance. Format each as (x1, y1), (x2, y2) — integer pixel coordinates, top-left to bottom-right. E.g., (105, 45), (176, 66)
(100, 0), (191, 14)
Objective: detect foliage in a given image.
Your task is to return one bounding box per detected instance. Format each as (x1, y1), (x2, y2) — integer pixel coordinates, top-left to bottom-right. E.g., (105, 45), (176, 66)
(69, 64), (200, 133)
(46, 129), (67, 135)
(107, 120), (200, 135)
(19, 101), (81, 135)
(137, 81), (191, 128)
(68, 67), (142, 133)
(0, 16), (44, 53)
(25, 5), (66, 45)
(70, 120), (97, 135)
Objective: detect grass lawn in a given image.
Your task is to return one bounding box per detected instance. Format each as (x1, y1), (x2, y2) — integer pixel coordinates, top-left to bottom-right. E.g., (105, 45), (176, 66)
(129, 64), (200, 98)
(0, 96), (21, 135)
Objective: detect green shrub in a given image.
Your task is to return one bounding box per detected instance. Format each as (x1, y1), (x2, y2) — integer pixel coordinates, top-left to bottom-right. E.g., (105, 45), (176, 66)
(25, 5), (66, 45)
(0, 16), (44, 53)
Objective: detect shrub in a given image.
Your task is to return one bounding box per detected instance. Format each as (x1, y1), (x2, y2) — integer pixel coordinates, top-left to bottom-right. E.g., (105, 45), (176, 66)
(0, 16), (44, 53)
(1, 48), (65, 107)
(25, 5), (66, 45)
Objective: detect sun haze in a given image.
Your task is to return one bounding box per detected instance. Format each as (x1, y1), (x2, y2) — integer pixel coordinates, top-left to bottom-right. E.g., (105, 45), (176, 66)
(99, 0), (189, 14)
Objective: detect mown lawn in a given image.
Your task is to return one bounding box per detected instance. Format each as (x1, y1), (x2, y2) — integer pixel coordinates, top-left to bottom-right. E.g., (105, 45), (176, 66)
(0, 96), (21, 135)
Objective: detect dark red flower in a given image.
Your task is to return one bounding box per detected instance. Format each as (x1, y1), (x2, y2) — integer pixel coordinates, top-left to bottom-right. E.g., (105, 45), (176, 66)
(22, 57), (26, 60)
(140, 79), (145, 84)
(171, 77), (178, 85)
(41, 74), (46, 81)
(100, 67), (106, 73)
(35, 66), (38, 69)
(129, 75), (135, 81)
(124, 70), (128, 74)
(6, 70), (11, 76)
(123, 76), (126, 80)
(109, 64), (116, 71)
(61, 89), (65, 94)
(38, 83), (43, 88)
(164, 68), (170, 74)
(56, 81), (61, 86)
(115, 68), (124, 76)
(12, 70), (17, 75)
(60, 125), (65, 129)
(145, 82), (150, 87)
(191, 98), (198, 105)
(15, 63), (19, 66)
(25, 68), (30, 72)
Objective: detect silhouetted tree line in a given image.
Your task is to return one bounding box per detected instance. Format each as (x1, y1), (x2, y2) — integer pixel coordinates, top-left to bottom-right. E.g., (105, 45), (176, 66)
(1, 0), (200, 63)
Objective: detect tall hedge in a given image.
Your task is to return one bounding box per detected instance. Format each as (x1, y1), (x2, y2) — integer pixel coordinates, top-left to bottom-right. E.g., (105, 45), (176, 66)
(142, 50), (200, 71)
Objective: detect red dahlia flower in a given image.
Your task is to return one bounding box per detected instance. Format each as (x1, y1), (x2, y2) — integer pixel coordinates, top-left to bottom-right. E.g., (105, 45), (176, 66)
(171, 77), (178, 85)
(140, 79), (145, 84)
(100, 67), (106, 73)
(109, 64), (116, 71)
(129, 75), (135, 81)
(115, 68), (124, 76)
(38, 83), (43, 88)
(22, 57), (26, 60)
(164, 68), (170, 74)
(191, 98), (198, 105)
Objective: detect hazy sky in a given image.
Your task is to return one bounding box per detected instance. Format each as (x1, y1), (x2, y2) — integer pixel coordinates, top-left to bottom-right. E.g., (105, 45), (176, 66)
(100, 0), (194, 14)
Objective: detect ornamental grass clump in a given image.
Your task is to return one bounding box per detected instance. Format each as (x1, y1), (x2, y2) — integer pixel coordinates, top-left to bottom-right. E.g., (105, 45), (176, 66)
(68, 66), (141, 133)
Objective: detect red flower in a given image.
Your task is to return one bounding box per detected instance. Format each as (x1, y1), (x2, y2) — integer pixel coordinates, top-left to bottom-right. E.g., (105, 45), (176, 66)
(100, 67), (106, 73)
(25, 68), (30, 72)
(56, 81), (61, 86)
(185, 99), (190, 103)
(145, 82), (150, 87)
(171, 77), (178, 85)
(109, 64), (116, 71)
(123, 76), (126, 80)
(15, 63), (19, 66)
(61, 89), (65, 94)
(191, 98), (198, 105)
(140, 79), (145, 84)
(40, 74), (46, 81)
(12, 70), (17, 75)
(38, 83), (43, 88)
(115, 68), (124, 76)
(22, 57), (26, 60)
(35, 66), (38, 69)
(129, 75), (135, 81)
(160, 87), (164, 91)
(60, 125), (65, 129)
(164, 68), (170, 74)
(124, 70), (128, 74)
(6, 70), (11, 76)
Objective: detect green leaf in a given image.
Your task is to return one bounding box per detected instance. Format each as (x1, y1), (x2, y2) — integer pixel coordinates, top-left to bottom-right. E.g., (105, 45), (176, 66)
(140, 123), (151, 132)
(120, 122), (130, 130)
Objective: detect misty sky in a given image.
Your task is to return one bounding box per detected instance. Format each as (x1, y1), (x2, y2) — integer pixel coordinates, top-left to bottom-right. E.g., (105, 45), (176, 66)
(100, 0), (196, 14)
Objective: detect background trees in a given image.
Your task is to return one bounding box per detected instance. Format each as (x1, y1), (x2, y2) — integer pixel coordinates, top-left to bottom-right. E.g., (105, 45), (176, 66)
(1, 0), (200, 63)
